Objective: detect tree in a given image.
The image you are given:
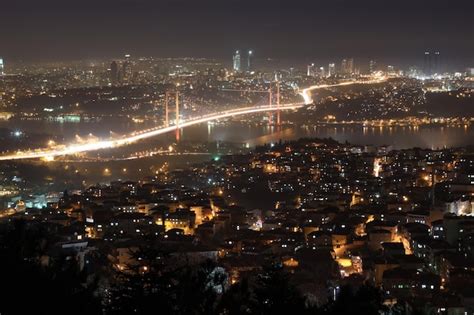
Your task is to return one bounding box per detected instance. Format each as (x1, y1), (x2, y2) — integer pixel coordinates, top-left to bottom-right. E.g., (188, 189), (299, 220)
(251, 265), (308, 314)
(323, 284), (388, 315)
(217, 278), (253, 315)
(218, 264), (309, 315)
(106, 245), (224, 315)
(0, 219), (102, 315)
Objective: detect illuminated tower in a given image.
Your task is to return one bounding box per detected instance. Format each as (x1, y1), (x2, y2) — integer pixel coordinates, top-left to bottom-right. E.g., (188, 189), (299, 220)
(341, 59), (347, 74)
(233, 50), (241, 72)
(268, 85), (273, 125)
(328, 63), (335, 77)
(247, 50), (253, 72)
(347, 58), (354, 74)
(307, 63), (315, 77)
(0, 58), (4, 75)
(122, 54), (132, 83)
(276, 81), (281, 126)
(319, 66), (325, 78)
(175, 91), (180, 141)
(369, 60), (377, 74)
(164, 90), (181, 141)
(341, 58), (354, 74)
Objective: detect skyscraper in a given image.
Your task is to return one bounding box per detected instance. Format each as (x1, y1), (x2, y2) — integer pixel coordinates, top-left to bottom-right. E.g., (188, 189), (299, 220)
(341, 58), (354, 74)
(433, 51), (440, 75)
(341, 59), (347, 74)
(247, 50), (253, 72)
(233, 50), (241, 72)
(289, 67), (295, 78)
(307, 63), (315, 77)
(423, 51), (441, 76)
(369, 60), (377, 74)
(319, 67), (325, 78)
(423, 51), (431, 76)
(0, 58), (4, 75)
(328, 63), (335, 77)
(122, 54), (133, 83)
(347, 58), (354, 74)
(110, 61), (119, 84)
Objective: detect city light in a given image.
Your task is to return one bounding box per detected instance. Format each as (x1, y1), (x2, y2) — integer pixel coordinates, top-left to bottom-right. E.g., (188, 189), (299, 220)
(0, 2), (472, 312)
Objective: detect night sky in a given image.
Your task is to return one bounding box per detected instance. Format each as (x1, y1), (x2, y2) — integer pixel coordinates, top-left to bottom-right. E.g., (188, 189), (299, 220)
(1, 0), (473, 67)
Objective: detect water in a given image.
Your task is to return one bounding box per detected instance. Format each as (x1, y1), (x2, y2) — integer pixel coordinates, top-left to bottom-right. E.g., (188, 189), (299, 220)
(3, 118), (474, 150)
(5, 118), (474, 149)
(2, 118), (474, 184)
(181, 123), (474, 150)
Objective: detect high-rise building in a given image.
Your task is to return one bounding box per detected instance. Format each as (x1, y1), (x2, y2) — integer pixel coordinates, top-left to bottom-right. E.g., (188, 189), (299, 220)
(247, 50), (253, 72)
(122, 54), (133, 82)
(423, 51), (441, 76)
(328, 63), (335, 77)
(341, 59), (347, 74)
(307, 63), (315, 77)
(319, 67), (325, 78)
(369, 60), (377, 73)
(0, 58), (4, 75)
(233, 50), (241, 72)
(347, 58), (354, 74)
(110, 61), (119, 84)
(423, 51), (431, 76)
(433, 51), (440, 74)
(341, 58), (354, 74)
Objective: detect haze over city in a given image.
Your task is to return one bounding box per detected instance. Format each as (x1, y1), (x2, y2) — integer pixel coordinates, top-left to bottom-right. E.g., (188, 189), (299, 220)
(1, 0), (473, 68)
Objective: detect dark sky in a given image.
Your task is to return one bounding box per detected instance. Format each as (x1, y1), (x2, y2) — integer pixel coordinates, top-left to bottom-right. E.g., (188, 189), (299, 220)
(1, 0), (473, 68)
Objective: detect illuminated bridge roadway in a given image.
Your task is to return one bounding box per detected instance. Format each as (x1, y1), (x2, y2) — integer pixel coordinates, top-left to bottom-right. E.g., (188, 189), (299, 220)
(0, 78), (385, 161)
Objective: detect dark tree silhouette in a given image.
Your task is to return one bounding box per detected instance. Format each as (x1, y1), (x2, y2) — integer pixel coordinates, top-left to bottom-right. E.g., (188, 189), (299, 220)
(251, 265), (309, 314)
(218, 264), (311, 315)
(107, 246), (224, 315)
(216, 278), (253, 315)
(0, 220), (101, 315)
(322, 284), (388, 315)
(1, 220), (391, 315)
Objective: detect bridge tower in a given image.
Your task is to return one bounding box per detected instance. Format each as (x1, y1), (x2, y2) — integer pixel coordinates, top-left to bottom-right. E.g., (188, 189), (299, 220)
(268, 85), (273, 125)
(267, 82), (281, 126)
(165, 92), (170, 127)
(175, 91), (180, 141)
(164, 90), (181, 141)
(276, 81), (281, 126)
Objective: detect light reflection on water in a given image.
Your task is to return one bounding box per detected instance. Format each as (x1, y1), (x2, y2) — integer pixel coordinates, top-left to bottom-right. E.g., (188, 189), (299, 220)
(228, 124), (473, 150)
(2, 118), (474, 151)
(2, 119), (474, 184)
